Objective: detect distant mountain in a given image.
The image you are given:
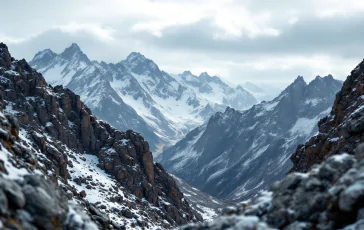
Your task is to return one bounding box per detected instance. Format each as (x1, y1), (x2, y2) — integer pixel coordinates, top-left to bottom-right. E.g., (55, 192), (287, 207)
(30, 44), (258, 153)
(243, 81), (282, 101)
(157, 75), (342, 201)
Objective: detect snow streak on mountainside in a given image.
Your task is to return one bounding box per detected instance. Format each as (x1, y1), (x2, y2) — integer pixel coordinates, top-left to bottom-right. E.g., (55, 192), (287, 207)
(30, 44), (258, 153)
(171, 175), (227, 221)
(157, 75), (342, 201)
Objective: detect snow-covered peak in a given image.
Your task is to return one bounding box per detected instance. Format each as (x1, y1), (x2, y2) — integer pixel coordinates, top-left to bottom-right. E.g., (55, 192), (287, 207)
(126, 51), (146, 63)
(124, 52), (160, 74)
(181, 70), (193, 76)
(199, 72), (211, 78)
(68, 43), (81, 51)
(32, 48), (56, 61)
(60, 43), (89, 62)
(199, 72), (228, 87)
(235, 85), (252, 94)
(293, 75), (306, 85)
(63, 43), (81, 53)
(278, 76), (307, 98)
(243, 82), (264, 93)
(235, 85), (245, 91)
(312, 74), (333, 82)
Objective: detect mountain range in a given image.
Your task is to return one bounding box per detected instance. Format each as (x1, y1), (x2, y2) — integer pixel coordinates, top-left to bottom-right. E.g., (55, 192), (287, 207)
(157, 75), (342, 200)
(29, 44), (258, 154)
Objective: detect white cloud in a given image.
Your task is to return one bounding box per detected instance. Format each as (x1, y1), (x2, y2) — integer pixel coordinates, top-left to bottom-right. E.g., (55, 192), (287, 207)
(1, 0), (363, 88)
(57, 23), (116, 41)
(314, 0), (364, 18)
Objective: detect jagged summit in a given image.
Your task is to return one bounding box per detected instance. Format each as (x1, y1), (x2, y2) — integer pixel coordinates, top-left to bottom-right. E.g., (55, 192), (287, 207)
(313, 74), (335, 82)
(123, 51), (161, 75)
(293, 75), (306, 84)
(126, 51), (145, 61)
(60, 43), (88, 62)
(277, 75), (307, 98)
(0, 42), (8, 49)
(0, 42), (12, 68)
(32, 48), (56, 60)
(181, 70), (193, 76)
(124, 52), (155, 68)
(199, 72), (211, 78)
(64, 42), (81, 52)
(236, 84), (243, 88)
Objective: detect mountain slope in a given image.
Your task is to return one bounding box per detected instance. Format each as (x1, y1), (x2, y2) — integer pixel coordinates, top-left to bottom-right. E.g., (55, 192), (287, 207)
(30, 44), (258, 153)
(180, 55), (364, 230)
(0, 42), (201, 229)
(157, 75), (342, 201)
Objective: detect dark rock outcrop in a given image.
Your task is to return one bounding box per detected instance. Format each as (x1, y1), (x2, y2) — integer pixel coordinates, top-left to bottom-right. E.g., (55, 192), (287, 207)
(290, 60), (364, 173)
(181, 148), (364, 230)
(0, 88), (96, 229)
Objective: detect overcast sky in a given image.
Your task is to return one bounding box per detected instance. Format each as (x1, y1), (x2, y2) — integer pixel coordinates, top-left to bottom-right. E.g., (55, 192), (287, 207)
(1, 0), (364, 87)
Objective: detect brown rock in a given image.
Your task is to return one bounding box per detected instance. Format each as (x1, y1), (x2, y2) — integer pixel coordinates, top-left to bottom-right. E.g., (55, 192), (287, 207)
(79, 190), (86, 198)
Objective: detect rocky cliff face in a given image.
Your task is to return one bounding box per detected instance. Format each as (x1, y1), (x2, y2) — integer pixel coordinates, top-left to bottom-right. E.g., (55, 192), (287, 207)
(0, 43), (200, 229)
(157, 75), (342, 201)
(290, 60), (364, 173)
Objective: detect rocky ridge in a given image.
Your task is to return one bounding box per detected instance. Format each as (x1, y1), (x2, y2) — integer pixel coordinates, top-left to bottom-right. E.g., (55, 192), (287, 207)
(0, 43), (200, 229)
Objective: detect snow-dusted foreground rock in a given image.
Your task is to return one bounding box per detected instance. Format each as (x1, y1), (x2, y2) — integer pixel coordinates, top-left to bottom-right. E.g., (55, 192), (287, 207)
(0, 110), (97, 229)
(181, 151), (364, 229)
